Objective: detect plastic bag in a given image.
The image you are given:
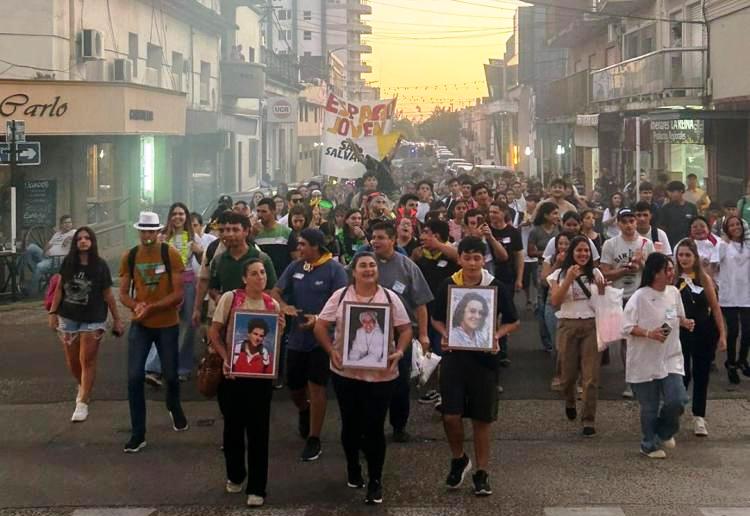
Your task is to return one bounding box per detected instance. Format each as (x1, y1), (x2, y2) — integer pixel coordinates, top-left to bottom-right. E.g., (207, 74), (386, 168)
(591, 285), (625, 351)
(410, 338), (442, 386)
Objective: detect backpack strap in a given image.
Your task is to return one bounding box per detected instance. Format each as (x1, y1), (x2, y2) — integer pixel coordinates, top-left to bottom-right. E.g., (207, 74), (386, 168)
(261, 292), (276, 311)
(205, 238), (220, 266)
(160, 243), (172, 279)
(651, 225), (659, 244)
(127, 246), (139, 297)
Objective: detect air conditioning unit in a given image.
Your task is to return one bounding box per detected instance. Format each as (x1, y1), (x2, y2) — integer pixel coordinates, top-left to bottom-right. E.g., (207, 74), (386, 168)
(112, 59), (133, 81)
(145, 67), (161, 88)
(80, 29), (103, 60)
(607, 23), (622, 43)
(85, 59), (107, 81)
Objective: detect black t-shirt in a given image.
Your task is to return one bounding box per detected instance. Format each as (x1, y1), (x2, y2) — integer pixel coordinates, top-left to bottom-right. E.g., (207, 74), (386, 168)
(490, 225), (523, 285)
(416, 254), (461, 313)
(432, 276), (518, 370)
(658, 201), (698, 248)
(57, 260), (113, 323)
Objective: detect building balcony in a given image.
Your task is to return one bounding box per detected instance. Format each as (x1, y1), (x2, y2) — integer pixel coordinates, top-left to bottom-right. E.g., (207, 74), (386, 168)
(348, 61), (372, 73)
(220, 61), (266, 98)
(591, 47), (706, 104)
(262, 49), (299, 87)
(537, 69), (591, 119)
(348, 21), (372, 34)
(347, 42), (372, 53)
(348, 0), (372, 15)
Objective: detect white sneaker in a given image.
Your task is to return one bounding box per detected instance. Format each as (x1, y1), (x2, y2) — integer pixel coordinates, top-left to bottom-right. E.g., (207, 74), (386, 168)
(694, 417), (708, 437)
(225, 480), (243, 493)
(71, 402), (88, 422)
(662, 437), (676, 449)
(622, 386), (634, 399)
(246, 494), (264, 507)
(641, 448), (667, 459)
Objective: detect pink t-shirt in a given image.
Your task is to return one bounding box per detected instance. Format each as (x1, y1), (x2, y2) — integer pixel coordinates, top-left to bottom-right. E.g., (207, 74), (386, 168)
(318, 285), (411, 382)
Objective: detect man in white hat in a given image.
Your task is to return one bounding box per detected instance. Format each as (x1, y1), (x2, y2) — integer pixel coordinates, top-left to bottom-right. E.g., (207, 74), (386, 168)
(119, 211), (188, 453)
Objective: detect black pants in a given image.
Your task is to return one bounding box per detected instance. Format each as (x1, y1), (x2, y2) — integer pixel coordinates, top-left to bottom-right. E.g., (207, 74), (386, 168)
(388, 347), (411, 431)
(217, 378), (273, 497)
(681, 325), (716, 418)
(332, 374), (396, 482)
(723, 307), (750, 367)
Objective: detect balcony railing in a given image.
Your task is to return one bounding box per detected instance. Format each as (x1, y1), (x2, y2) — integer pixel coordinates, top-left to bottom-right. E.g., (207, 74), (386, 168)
(591, 47), (706, 103)
(262, 49), (299, 86)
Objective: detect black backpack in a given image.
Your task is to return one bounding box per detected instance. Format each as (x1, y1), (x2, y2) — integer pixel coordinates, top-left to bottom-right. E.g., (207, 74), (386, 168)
(126, 243), (172, 295)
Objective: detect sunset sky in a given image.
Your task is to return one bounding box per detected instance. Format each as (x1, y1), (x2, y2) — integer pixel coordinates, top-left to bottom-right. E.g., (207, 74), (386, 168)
(364, 0), (521, 120)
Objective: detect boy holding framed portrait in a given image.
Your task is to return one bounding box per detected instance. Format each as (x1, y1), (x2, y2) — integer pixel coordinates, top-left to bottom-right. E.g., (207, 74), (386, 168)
(430, 236), (520, 497)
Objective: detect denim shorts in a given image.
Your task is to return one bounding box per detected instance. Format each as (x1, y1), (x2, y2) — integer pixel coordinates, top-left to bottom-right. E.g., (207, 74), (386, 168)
(58, 316), (107, 334)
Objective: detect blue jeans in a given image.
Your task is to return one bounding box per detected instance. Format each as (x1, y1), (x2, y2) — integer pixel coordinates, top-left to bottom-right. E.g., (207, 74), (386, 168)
(544, 301), (558, 355)
(23, 244), (61, 294)
(536, 286), (552, 351)
(631, 373), (688, 453)
(145, 280), (196, 376)
(128, 323), (182, 439)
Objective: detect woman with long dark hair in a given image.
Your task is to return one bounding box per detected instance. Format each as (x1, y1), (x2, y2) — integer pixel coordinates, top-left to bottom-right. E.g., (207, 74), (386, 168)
(47, 227), (123, 422)
(673, 238), (726, 436)
(602, 192), (624, 239)
(145, 202), (203, 384)
(718, 216), (750, 384)
(548, 235), (606, 436)
(314, 252), (412, 505)
(528, 202), (560, 353)
(623, 253), (693, 458)
(337, 209), (367, 265)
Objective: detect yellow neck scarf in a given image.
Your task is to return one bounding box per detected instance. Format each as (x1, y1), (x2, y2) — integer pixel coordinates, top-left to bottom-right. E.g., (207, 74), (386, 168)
(303, 252), (333, 272)
(423, 249), (442, 261)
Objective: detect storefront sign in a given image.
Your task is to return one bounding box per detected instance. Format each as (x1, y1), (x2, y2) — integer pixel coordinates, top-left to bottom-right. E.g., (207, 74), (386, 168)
(266, 96), (296, 123)
(650, 119), (704, 145)
(0, 80), (186, 135)
(322, 93), (397, 179)
(22, 179), (56, 228)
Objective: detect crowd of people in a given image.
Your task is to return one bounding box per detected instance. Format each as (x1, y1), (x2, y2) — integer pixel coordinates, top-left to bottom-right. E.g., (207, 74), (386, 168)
(43, 162), (750, 507)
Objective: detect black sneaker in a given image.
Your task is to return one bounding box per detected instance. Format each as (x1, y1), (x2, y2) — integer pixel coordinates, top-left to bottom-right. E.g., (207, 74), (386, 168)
(301, 436), (322, 462)
(298, 407), (310, 439)
(446, 454), (472, 489)
(347, 467), (365, 489)
(739, 362), (750, 378)
(418, 390), (440, 404)
(472, 470), (492, 496)
(565, 407), (577, 421)
(393, 428), (411, 443)
(582, 426), (596, 437)
(728, 367), (741, 385)
(169, 409), (189, 432)
(123, 435), (147, 453)
(364, 479), (383, 505)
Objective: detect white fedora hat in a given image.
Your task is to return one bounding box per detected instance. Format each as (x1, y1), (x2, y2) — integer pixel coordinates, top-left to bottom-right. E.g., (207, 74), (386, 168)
(133, 211), (164, 231)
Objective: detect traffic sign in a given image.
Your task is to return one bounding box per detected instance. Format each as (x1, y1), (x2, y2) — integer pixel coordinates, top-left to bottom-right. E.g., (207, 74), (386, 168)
(6, 120), (26, 142)
(0, 142), (41, 166)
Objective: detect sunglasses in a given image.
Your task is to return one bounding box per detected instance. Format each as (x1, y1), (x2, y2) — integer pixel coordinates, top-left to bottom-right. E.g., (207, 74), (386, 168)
(290, 198), (304, 204)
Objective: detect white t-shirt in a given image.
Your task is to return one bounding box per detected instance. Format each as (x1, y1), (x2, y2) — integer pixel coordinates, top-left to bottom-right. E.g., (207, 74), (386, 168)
(623, 286), (685, 384)
(637, 226), (672, 256)
(600, 235), (655, 300)
(602, 208), (620, 238)
(693, 238), (720, 266)
(717, 240), (750, 307)
(546, 268), (603, 319)
(193, 233), (218, 274)
(542, 236), (600, 262)
(416, 201), (431, 223)
(47, 229), (77, 256)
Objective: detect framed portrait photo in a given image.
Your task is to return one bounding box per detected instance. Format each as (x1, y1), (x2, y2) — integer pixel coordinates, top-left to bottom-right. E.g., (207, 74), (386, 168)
(230, 310), (281, 379)
(342, 302), (392, 370)
(446, 285), (498, 352)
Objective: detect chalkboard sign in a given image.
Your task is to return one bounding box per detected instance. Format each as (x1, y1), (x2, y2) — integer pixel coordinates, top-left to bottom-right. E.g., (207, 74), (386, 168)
(22, 179), (57, 228)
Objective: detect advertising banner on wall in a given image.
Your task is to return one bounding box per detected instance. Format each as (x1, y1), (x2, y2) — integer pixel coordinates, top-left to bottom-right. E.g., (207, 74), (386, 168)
(266, 96), (297, 123)
(321, 94), (398, 179)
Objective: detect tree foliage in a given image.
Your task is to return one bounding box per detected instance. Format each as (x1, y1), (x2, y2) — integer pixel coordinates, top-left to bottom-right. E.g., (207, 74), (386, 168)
(417, 107), (460, 149)
(392, 117), (418, 141)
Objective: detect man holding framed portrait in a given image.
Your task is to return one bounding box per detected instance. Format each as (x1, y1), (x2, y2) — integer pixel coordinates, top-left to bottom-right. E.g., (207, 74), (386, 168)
(431, 236), (520, 497)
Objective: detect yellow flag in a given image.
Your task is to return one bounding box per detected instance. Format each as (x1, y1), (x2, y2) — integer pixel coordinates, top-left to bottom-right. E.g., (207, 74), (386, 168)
(376, 132), (402, 159)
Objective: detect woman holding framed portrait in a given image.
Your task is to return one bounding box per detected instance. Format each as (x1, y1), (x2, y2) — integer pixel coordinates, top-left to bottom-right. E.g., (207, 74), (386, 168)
(314, 252), (413, 505)
(208, 259), (284, 508)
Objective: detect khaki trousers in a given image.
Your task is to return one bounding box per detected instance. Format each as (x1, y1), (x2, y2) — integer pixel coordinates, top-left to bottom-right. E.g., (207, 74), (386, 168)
(557, 318), (601, 424)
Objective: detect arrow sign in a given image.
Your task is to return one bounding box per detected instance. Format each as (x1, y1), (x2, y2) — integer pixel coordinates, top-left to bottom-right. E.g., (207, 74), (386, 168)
(0, 141), (41, 166)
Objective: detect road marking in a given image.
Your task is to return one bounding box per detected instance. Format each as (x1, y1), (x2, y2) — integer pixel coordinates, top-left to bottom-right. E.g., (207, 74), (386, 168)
(701, 510), (750, 516)
(544, 509), (626, 516)
(388, 508), (467, 515)
(72, 510), (156, 516)
(226, 509), (307, 516)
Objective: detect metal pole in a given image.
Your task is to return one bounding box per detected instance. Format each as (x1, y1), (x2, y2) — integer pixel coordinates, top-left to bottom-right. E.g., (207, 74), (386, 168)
(9, 120), (21, 241)
(635, 116), (641, 202)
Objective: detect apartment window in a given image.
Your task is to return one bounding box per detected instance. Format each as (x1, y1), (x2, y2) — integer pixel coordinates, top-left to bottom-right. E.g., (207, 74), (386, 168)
(200, 61), (210, 104)
(171, 51), (183, 90)
(314, 106), (318, 123)
(304, 104), (309, 122)
(247, 47), (255, 62)
(278, 9), (288, 20)
(303, 10), (312, 21)
(299, 103), (304, 122)
(588, 53), (597, 70)
(128, 33), (139, 76)
(279, 29), (286, 41)
(304, 51), (312, 57)
(146, 43), (162, 69)
(303, 31), (312, 41)
(86, 143), (122, 225)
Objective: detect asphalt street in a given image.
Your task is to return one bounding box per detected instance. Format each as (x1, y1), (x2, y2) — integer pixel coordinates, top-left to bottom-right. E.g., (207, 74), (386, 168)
(2, 297), (750, 515)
